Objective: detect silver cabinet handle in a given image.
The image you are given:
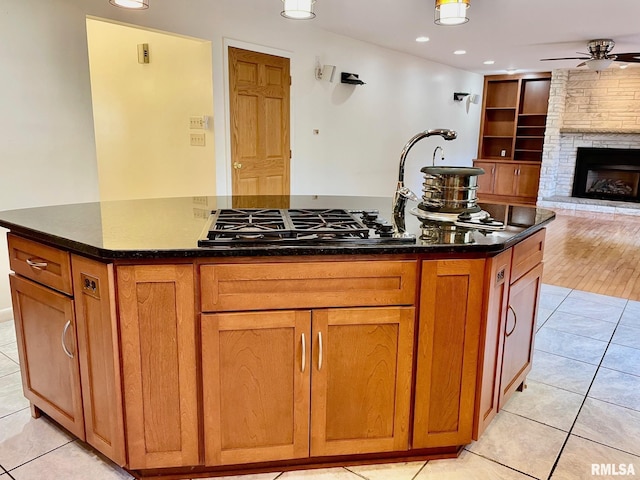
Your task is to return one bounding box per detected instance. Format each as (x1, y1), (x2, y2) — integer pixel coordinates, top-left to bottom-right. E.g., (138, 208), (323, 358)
(26, 258), (48, 270)
(318, 331), (323, 371)
(506, 305), (518, 337)
(301, 333), (306, 373)
(61, 320), (74, 358)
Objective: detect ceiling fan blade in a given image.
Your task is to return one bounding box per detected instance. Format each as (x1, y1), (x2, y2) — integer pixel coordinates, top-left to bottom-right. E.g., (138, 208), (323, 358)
(540, 57), (591, 61)
(576, 61), (588, 68)
(614, 53), (640, 63)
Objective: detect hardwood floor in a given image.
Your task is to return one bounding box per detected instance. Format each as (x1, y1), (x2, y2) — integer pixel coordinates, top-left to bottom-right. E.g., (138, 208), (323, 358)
(543, 209), (640, 301)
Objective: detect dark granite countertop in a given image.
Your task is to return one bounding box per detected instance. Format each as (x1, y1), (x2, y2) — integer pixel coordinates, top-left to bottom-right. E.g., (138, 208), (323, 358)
(0, 196), (555, 260)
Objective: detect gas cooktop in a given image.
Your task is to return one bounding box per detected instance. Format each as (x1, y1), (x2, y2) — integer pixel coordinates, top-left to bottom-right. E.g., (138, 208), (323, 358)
(198, 208), (415, 246)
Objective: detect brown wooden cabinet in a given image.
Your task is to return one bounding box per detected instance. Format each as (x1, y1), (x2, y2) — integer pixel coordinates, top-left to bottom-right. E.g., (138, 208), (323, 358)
(475, 73), (550, 204)
(202, 305), (414, 465)
(7, 234), (126, 465)
(202, 309), (311, 465)
(10, 274), (85, 439)
(311, 307), (414, 456)
(72, 255), (126, 465)
(473, 228), (545, 439)
(413, 259), (485, 448)
(117, 264), (199, 470)
(499, 261), (543, 408)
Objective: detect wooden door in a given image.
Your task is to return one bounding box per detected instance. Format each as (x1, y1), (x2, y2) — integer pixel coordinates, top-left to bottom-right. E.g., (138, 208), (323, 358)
(474, 161), (496, 195)
(202, 310), (311, 465)
(515, 164), (541, 199)
(473, 250), (511, 439)
(413, 259), (485, 448)
(71, 255), (126, 466)
(229, 47), (290, 197)
(10, 275), (85, 439)
(311, 307), (414, 456)
(117, 265), (198, 469)
(493, 163), (518, 196)
(499, 262), (543, 408)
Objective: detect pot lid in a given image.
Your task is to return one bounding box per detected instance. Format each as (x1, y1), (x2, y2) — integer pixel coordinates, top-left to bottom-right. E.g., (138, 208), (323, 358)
(420, 166), (485, 176)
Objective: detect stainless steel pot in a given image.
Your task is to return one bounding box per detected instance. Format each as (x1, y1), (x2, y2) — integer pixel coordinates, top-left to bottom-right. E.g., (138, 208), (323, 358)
(418, 166), (484, 213)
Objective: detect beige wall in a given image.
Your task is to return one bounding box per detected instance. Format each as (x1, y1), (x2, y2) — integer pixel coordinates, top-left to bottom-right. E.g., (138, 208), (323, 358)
(87, 18), (215, 200)
(562, 68), (640, 131)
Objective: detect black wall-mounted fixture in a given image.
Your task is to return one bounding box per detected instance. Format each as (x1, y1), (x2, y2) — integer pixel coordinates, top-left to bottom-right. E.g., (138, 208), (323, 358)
(341, 72), (366, 85)
(453, 92), (470, 101)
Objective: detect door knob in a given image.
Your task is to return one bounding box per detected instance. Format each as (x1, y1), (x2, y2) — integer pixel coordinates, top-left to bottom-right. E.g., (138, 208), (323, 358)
(233, 162), (242, 169)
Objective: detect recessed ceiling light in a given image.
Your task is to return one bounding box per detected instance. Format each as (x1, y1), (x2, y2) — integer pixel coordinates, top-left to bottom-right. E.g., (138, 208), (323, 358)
(483, 60), (495, 65)
(506, 69), (517, 75)
(454, 50), (466, 55)
(416, 36), (430, 43)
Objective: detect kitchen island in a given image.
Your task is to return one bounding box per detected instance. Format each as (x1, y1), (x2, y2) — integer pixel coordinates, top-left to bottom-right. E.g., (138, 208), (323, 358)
(0, 195), (554, 479)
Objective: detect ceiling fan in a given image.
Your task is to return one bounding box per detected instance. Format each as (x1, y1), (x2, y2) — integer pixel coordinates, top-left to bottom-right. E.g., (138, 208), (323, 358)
(541, 39), (640, 70)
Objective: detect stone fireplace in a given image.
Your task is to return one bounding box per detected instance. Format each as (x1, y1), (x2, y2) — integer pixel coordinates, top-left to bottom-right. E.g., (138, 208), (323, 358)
(537, 68), (640, 216)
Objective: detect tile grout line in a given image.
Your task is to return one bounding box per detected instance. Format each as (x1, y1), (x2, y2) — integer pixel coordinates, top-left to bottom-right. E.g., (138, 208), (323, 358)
(544, 309), (625, 480)
(569, 432), (640, 460)
(462, 450), (540, 479)
(5, 439), (75, 473)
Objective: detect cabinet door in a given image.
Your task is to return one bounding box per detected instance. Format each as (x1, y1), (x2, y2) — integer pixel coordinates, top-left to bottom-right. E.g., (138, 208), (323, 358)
(474, 161), (496, 194)
(10, 274), (85, 438)
(202, 310), (311, 465)
(117, 265), (198, 469)
(473, 250), (511, 440)
(499, 262), (543, 408)
(494, 163), (518, 196)
(413, 260), (485, 448)
(72, 256), (125, 466)
(311, 307), (414, 456)
(514, 164), (541, 199)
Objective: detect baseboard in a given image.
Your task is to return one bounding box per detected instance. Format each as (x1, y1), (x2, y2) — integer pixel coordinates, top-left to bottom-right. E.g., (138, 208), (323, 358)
(0, 307), (13, 322)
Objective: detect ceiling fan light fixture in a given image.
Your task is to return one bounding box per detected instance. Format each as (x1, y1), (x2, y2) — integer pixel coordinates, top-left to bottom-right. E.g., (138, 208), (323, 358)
(109, 0), (148, 9)
(586, 58), (613, 71)
(281, 0), (316, 19)
(435, 0), (470, 26)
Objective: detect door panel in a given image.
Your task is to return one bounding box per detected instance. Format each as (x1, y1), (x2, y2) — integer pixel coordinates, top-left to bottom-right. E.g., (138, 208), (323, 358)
(10, 275), (85, 439)
(202, 310), (311, 465)
(494, 163), (517, 195)
(229, 47), (290, 197)
(311, 307), (414, 456)
(118, 265), (198, 469)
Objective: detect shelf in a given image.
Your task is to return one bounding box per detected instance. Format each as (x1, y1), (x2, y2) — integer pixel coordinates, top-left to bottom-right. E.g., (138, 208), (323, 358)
(516, 136), (544, 139)
(515, 149), (543, 153)
(487, 107), (517, 110)
(483, 135), (513, 139)
(518, 113), (547, 117)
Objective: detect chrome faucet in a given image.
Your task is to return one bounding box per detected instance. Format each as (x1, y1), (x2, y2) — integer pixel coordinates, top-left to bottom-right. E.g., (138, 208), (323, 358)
(432, 146), (445, 166)
(392, 129), (457, 236)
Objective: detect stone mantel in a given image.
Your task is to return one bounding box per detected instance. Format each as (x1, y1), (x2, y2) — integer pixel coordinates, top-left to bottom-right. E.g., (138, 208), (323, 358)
(560, 128), (640, 135)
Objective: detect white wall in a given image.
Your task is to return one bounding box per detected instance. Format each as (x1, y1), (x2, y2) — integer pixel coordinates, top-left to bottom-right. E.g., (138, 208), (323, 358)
(0, 0), (483, 313)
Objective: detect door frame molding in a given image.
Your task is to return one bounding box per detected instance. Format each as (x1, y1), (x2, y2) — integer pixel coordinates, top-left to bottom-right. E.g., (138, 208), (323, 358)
(221, 38), (294, 196)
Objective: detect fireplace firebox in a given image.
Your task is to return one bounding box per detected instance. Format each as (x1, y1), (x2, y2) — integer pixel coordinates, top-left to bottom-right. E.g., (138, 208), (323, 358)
(572, 147), (640, 203)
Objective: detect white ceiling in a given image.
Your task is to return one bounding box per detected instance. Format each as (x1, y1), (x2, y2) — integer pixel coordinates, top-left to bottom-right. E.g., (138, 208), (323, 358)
(279, 0), (640, 74)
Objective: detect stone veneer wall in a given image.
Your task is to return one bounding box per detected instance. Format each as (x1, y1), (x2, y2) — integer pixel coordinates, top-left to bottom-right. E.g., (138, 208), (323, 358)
(538, 68), (640, 214)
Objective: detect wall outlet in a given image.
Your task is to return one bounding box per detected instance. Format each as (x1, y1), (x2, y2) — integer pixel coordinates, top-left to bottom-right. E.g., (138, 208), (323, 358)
(193, 207), (209, 219)
(192, 196), (208, 205)
(190, 133), (205, 146)
(189, 116), (205, 129)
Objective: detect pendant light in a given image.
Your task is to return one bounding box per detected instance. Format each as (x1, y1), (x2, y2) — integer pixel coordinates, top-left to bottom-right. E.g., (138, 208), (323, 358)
(281, 0), (316, 19)
(435, 0), (469, 26)
(109, 0), (149, 9)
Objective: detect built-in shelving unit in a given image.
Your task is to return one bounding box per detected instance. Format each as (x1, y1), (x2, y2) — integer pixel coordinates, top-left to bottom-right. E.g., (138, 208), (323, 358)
(474, 72), (551, 205)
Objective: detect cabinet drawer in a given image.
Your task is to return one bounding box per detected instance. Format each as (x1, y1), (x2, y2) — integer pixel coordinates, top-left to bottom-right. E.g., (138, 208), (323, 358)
(200, 260), (417, 312)
(8, 234), (72, 295)
(511, 229), (545, 283)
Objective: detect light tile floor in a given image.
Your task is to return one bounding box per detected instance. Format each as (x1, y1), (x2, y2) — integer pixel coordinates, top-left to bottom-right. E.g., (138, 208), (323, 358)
(0, 285), (639, 480)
